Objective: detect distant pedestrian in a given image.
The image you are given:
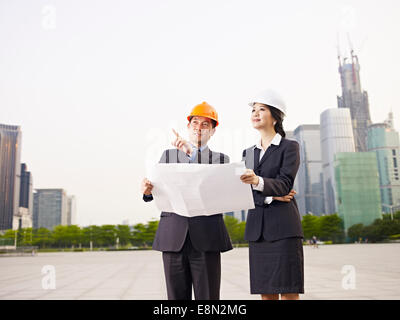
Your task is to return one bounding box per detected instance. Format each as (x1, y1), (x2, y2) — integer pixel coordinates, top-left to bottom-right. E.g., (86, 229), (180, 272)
(312, 236), (318, 248)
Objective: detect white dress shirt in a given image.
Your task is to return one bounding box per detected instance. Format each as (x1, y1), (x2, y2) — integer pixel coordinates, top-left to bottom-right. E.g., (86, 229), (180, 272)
(251, 133), (282, 204)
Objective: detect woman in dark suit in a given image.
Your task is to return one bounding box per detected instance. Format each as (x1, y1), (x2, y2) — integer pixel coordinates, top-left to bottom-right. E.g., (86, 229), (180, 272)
(240, 89), (304, 300)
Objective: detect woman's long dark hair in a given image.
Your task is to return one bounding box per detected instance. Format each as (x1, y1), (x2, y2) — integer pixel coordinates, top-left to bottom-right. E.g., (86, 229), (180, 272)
(267, 105), (286, 138)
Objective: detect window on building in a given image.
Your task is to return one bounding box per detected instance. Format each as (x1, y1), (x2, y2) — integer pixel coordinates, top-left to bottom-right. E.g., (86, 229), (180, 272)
(394, 158), (398, 168)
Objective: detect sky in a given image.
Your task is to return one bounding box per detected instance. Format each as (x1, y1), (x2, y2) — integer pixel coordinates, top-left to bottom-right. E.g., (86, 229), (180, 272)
(1, 0), (399, 226)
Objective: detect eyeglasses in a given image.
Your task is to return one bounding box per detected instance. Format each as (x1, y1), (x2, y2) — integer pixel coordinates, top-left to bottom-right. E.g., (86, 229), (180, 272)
(189, 120), (211, 129)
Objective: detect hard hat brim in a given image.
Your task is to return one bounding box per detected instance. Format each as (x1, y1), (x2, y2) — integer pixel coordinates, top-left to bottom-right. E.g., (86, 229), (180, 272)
(248, 101), (285, 115)
(187, 115), (219, 127)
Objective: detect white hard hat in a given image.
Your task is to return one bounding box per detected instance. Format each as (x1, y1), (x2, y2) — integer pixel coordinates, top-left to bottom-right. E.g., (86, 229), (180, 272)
(248, 89), (286, 115)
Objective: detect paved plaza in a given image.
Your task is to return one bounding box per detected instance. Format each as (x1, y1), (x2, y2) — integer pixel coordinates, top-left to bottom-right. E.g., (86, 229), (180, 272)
(0, 243), (399, 300)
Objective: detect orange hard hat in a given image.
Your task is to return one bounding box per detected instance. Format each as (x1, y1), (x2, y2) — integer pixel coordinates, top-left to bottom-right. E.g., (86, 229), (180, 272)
(187, 101), (219, 127)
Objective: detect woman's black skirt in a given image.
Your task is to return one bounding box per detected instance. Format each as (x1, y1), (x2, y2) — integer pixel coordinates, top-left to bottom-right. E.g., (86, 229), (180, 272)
(249, 236), (304, 294)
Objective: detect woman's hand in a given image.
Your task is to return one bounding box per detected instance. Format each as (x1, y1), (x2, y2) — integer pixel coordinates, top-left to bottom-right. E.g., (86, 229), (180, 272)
(273, 189), (297, 202)
(240, 169), (259, 185)
(141, 178), (153, 195)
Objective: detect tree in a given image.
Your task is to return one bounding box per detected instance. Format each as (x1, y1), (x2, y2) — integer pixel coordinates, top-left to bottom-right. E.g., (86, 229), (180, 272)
(142, 220), (159, 247)
(99, 225), (118, 247)
(347, 223), (364, 242)
(1, 229), (17, 246)
(52, 225), (71, 248)
(223, 215), (245, 244)
(66, 225), (83, 247)
(132, 220), (159, 247)
(132, 223), (147, 246)
(361, 223), (381, 242)
(21, 228), (33, 246)
(362, 218), (400, 242)
(116, 225), (131, 246)
(319, 214), (344, 243)
(382, 211), (400, 220)
(32, 228), (52, 248)
(301, 214), (320, 240)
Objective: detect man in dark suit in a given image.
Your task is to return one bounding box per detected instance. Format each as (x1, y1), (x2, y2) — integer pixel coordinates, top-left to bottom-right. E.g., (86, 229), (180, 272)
(141, 102), (232, 300)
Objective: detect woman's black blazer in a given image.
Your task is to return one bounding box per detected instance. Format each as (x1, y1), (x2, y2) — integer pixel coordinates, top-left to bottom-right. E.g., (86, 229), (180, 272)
(242, 137), (304, 242)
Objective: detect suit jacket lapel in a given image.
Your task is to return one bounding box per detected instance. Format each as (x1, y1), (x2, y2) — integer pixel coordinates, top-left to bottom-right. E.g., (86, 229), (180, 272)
(256, 144), (280, 169)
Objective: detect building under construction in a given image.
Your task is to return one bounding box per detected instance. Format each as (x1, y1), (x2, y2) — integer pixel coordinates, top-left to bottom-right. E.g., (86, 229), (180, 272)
(337, 49), (372, 152)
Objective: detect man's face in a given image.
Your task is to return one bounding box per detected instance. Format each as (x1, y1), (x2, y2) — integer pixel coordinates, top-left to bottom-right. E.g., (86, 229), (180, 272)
(187, 116), (216, 147)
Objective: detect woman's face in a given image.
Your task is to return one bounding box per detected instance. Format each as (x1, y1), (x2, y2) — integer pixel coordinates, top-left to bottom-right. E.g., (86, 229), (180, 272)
(251, 103), (275, 130)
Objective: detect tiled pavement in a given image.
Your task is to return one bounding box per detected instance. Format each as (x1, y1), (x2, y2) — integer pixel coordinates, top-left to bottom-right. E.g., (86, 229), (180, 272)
(0, 243), (399, 300)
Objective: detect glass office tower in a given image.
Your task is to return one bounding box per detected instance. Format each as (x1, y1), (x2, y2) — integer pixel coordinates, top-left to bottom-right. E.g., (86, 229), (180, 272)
(367, 116), (400, 213)
(320, 108), (355, 214)
(33, 189), (68, 230)
(0, 124), (22, 231)
(293, 125), (325, 216)
(335, 152), (382, 231)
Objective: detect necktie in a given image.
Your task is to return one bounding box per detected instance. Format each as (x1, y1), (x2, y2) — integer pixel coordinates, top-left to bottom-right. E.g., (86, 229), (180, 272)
(197, 148), (201, 163)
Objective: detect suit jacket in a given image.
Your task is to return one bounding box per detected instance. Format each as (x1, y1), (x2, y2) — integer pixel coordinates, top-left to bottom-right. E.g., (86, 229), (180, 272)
(242, 138), (304, 242)
(143, 147), (233, 253)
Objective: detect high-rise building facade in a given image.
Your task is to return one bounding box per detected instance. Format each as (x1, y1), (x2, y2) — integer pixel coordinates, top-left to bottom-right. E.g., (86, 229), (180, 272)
(293, 125), (325, 216)
(285, 131), (301, 203)
(337, 50), (372, 152)
(0, 124), (22, 231)
(66, 195), (77, 225)
(14, 163), (33, 229)
(286, 131), (294, 140)
(367, 113), (400, 213)
(19, 164), (33, 210)
(33, 189), (68, 230)
(320, 108), (355, 214)
(335, 152), (382, 231)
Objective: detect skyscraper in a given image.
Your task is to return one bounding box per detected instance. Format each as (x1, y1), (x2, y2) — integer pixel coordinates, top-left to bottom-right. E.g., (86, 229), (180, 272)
(293, 125), (325, 216)
(66, 195), (77, 225)
(337, 49), (372, 152)
(286, 131), (301, 203)
(367, 113), (400, 213)
(335, 152), (382, 231)
(14, 163), (33, 229)
(320, 108), (355, 214)
(0, 124), (22, 231)
(286, 131), (295, 140)
(19, 164), (32, 209)
(33, 189), (68, 230)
